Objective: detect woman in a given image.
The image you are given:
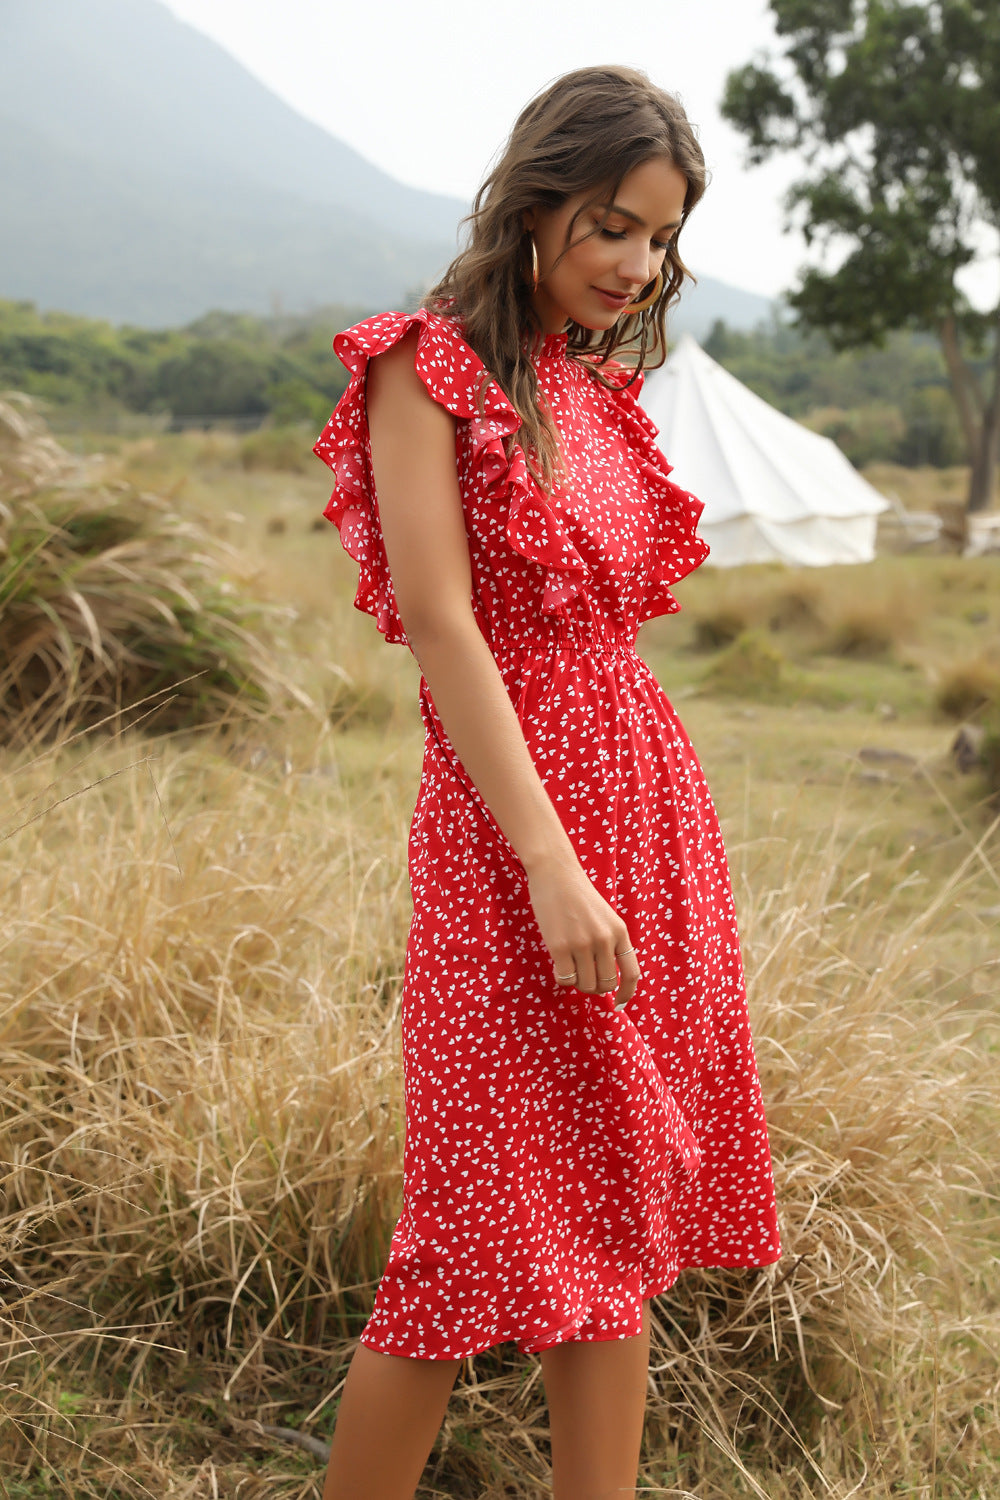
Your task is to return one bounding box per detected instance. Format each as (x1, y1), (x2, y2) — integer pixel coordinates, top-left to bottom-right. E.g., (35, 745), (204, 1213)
(314, 65), (780, 1500)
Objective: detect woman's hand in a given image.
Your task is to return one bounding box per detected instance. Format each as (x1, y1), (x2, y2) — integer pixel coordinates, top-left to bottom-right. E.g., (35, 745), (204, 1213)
(526, 849), (641, 1008)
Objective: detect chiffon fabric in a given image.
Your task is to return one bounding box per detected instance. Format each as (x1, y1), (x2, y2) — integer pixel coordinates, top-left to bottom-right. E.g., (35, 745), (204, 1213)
(314, 310), (780, 1359)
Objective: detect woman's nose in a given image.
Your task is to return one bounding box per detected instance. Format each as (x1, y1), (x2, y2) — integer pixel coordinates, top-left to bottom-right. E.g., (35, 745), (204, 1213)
(619, 243), (657, 287)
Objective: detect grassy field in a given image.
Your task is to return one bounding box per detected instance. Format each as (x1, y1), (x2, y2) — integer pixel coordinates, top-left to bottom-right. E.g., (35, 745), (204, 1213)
(2, 426), (998, 1498)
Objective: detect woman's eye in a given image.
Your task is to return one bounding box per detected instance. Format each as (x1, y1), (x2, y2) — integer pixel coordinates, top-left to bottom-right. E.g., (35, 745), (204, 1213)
(600, 226), (674, 252)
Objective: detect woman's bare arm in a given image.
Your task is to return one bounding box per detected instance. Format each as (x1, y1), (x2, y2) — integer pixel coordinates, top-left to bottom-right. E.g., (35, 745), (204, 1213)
(366, 328), (639, 1002)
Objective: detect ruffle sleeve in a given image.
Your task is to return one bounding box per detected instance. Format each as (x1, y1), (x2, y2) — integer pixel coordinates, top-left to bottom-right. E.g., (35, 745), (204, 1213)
(598, 364), (710, 623)
(313, 310), (594, 643)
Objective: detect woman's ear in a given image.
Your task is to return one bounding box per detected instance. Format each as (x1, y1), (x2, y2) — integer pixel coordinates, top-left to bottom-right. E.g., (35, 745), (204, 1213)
(521, 208), (536, 233)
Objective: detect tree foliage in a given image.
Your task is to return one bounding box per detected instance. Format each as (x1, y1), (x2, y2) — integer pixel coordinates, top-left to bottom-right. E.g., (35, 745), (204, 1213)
(704, 317), (964, 466)
(722, 0), (1000, 512)
(0, 300), (359, 426)
(0, 295), (970, 470)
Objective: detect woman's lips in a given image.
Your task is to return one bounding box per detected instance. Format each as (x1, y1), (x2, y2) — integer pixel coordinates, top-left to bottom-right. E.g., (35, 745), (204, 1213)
(593, 287), (635, 311)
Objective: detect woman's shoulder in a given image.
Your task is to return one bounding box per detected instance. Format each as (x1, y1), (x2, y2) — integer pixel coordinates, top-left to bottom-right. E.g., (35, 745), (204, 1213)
(335, 307), (477, 368)
(334, 308), (492, 417)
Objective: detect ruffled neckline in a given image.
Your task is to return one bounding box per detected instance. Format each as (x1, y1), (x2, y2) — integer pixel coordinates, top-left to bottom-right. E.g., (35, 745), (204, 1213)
(316, 308), (708, 643)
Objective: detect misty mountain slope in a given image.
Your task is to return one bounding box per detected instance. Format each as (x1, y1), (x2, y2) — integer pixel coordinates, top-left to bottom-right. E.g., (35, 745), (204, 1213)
(0, 111), (454, 323)
(0, 0), (463, 318)
(0, 0), (467, 240)
(672, 275), (774, 338)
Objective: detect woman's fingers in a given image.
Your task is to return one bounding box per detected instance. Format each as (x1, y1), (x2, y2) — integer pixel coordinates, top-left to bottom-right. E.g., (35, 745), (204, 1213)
(551, 948), (601, 993)
(554, 927), (640, 1007)
(551, 961), (641, 1004)
(570, 949), (598, 994)
(615, 943), (641, 1006)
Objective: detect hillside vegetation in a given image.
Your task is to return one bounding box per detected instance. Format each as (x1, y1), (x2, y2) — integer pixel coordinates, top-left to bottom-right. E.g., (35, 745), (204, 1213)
(0, 301), (358, 427)
(1, 298), (975, 481)
(704, 320), (966, 469)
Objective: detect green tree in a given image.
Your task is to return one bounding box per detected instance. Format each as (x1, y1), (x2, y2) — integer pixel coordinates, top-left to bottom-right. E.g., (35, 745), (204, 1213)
(153, 341), (274, 419)
(722, 0), (1000, 515)
(0, 300), (352, 423)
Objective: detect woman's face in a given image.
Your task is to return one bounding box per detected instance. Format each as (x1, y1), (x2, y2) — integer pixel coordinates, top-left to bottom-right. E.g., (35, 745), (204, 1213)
(525, 155), (689, 335)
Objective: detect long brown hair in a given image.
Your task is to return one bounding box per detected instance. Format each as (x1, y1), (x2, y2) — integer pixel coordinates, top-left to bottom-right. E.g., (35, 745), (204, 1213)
(424, 66), (706, 488)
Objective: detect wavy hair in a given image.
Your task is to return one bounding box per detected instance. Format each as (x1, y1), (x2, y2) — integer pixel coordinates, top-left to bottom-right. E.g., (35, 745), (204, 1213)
(424, 66), (706, 488)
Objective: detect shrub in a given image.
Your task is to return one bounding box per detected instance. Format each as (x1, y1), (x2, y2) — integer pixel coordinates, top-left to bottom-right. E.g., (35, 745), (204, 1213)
(934, 656), (1000, 721)
(823, 607), (899, 659)
(0, 396), (285, 742)
(240, 423), (316, 473)
(802, 403), (907, 467)
(898, 384), (965, 467)
(266, 378), (333, 428)
(153, 339), (275, 419)
(691, 602), (750, 651)
(702, 630), (786, 697)
(765, 576), (825, 633)
(685, 573), (830, 656)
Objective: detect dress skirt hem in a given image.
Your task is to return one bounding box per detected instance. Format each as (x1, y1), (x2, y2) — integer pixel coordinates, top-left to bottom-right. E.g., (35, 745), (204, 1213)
(356, 1251), (783, 1361)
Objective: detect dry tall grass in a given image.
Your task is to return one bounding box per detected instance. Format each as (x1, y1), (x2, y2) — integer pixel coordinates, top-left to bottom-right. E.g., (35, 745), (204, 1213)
(934, 656), (1000, 723)
(2, 723), (409, 1493)
(683, 563), (925, 665)
(2, 424), (997, 1495)
(2, 715), (997, 1499)
(0, 398), (289, 744)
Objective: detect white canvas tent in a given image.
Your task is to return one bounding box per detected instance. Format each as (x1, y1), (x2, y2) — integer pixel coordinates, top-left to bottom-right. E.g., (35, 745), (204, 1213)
(641, 333), (889, 566)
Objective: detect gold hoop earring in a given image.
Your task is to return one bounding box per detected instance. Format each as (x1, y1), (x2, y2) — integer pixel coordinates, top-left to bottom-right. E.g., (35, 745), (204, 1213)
(629, 270), (664, 315)
(530, 236), (540, 292)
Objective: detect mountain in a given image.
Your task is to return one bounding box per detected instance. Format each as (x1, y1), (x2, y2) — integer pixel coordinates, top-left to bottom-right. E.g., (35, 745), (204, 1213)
(0, 0), (465, 238)
(671, 276), (775, 341)
(0, 104), (453, 323)
(0, 0), (773, 331)
(0, 0), (465, 322)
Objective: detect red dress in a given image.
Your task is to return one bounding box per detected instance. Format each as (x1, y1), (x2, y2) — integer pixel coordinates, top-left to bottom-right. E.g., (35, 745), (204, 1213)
(314, 309), (780, 1360)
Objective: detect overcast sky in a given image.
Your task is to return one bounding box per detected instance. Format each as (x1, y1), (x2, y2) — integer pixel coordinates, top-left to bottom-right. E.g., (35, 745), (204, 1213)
(162, 0), (997, 309)
(162, 0), (806, 301)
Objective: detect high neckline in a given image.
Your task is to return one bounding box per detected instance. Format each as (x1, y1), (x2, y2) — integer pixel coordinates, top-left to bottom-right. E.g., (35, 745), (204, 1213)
(532, 330), (569, 360)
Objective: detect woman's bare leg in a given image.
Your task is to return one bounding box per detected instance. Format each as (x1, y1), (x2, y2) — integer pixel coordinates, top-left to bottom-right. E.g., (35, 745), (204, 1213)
(539, 1300), (651, 1500)
(321, 1344), (461, 1500)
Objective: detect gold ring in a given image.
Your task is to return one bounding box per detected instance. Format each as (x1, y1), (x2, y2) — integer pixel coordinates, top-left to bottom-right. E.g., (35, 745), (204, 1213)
(555, 971), (577, 984)
(616, 947), (635, 959)
(596, 978), (617, 991)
